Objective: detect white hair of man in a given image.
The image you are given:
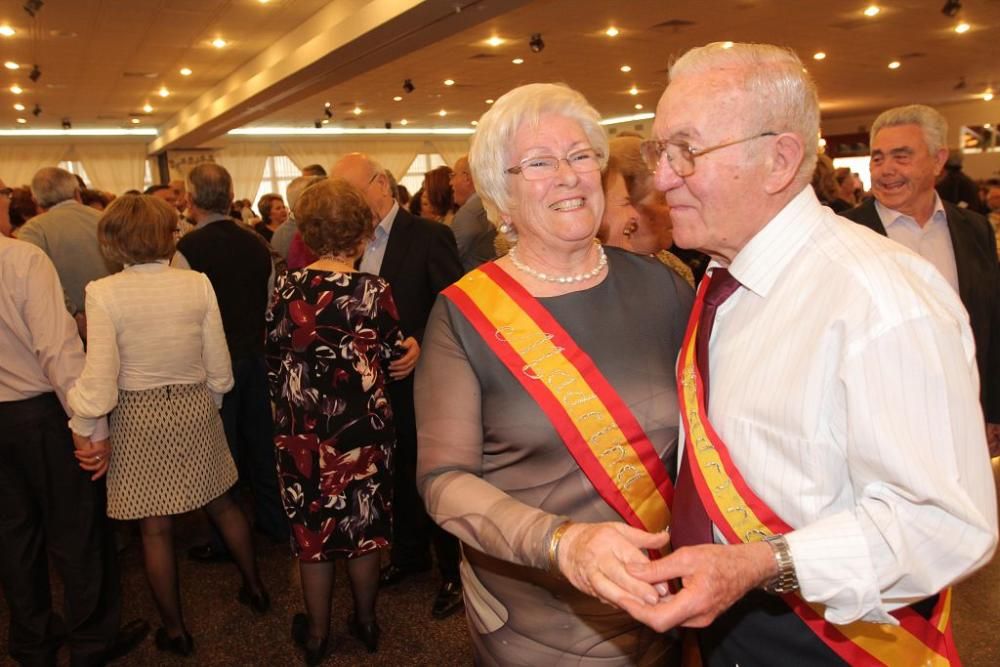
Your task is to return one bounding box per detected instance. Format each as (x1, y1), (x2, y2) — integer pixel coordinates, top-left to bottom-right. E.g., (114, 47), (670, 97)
(469, 82), (609, 235)
(870, 104), (948, 156)
(30, 167), (80, 209)
(669, 42), (820, 186)
(285, 175), (325, 212)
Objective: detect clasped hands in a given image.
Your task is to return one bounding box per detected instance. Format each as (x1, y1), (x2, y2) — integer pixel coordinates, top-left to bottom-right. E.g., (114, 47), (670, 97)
(389, 336), (420, 380)
(71, 432), (111, 480)
(557, 523), (776, 632)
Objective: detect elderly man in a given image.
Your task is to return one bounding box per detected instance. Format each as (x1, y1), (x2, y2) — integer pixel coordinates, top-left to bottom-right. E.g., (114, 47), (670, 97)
(173, 163), (288, 561)
(841, 105), (1000, 456)
(448, 155), (496, 272)
(329, 153), (464, 618)
(622, 43), (997, 665)
(18, 167), (118, 319)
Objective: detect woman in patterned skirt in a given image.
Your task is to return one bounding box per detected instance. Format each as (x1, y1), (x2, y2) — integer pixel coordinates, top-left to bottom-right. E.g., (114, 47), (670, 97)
(67, 195), (268, 657)
(266, 178), (418, 665)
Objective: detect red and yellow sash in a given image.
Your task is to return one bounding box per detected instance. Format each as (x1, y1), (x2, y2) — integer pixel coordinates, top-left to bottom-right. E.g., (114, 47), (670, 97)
(442, 262), (673, 534)
(676, 273), (960, 666)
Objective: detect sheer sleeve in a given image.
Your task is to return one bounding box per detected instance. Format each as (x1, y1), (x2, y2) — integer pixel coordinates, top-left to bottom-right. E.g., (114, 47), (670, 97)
(415, 298), (564, 571)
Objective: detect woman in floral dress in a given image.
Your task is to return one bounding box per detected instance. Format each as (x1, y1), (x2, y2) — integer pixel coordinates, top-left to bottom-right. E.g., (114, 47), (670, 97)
(265, 178), (419, 664)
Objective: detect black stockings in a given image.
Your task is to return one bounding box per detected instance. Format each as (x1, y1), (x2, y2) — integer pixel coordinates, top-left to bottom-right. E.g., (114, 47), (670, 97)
(298, 551), (381, 642)
(204, 492), (264, 596)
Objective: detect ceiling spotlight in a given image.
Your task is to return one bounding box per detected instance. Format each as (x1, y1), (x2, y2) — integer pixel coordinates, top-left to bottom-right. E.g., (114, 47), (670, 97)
(443, 79), (455, 86)
(22, 0), (44, 18)
(4, 61), (18, 70)
(31, 102), (40, 116)
(400, 118), (408, 126)
(61, 118), (70, 129)
(620, 64), (631, 73)
(954, 22), (970, 33)
(941, 0), (961, 17)
(605, 26), (619, 37)
(438, 109), (447, 117)
(512, 58), (524, 65)
(634, 103), (643, 110)
(16, 117), (26, 124)
(629, 86), (638, 96)
(321, 118), (329, 125)
(813, 52), (827, 60)
(485, 98), (494, 104)
(158, 86), (170, 97)
(888, 60), (901, 70)
(402, 78), (415, 94)
(864, 5), (880, 17)
(486, 36), (504, 47)
(984, 91), (995, 102)
(393, 95), (402, 102)
(212, 37), (227, 49)
(324, 101), (331, 108)
(28, 64), (40, 82)
(323, 107), (333, 118)
(179, 67), (192, 76)
(10, 84), (22, 94)
(353, 106), (362, 115)
(130, 117), (140, 124)
(142, 102), (153, 113)
(529, 33), (544, 53)
(0, 25), (14, 37)
(13, 102), (24, 111)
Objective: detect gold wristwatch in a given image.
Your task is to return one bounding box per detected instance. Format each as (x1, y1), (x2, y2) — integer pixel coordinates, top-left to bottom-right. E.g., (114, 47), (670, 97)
(762, 534), (799, 594)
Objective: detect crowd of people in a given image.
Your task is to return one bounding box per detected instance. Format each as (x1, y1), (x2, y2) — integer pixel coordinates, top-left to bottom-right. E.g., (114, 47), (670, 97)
(1, 39), (998, 667)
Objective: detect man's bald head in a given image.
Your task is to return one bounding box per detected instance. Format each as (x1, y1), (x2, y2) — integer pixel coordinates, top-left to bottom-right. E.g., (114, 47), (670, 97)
(329, 153), (394, 219)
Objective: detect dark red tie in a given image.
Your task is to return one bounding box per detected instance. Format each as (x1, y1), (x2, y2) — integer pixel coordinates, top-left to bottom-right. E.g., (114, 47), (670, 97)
(671, 268), (742, 548)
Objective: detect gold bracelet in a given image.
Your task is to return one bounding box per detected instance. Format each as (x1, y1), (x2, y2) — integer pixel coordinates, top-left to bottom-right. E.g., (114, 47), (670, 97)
(547, 520), (574, 576)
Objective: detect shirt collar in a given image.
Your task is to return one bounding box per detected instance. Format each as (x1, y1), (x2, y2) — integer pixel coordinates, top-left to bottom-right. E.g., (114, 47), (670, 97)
(195, 212), (232, 229)
(375, 201), (399, 239)
(874, 193), (947, 230)
(722, 185), (824, 298)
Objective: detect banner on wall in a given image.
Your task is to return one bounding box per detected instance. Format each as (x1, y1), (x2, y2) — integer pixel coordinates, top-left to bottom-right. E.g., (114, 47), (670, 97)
(166, 149), (218, 183)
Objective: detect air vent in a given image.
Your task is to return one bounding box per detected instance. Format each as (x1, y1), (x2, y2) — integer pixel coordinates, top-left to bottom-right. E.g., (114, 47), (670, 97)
(123, 72), (159, 79)
(469, 53), (497, 60)
(899, 52), (926, 60)
(651, 19), (695, 29)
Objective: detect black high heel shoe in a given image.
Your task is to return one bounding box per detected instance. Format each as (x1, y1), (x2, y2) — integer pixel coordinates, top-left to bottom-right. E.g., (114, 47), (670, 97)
(347, 614), (380, 653)
(154, 627), (194, 657)
(291, 613), (330, 666)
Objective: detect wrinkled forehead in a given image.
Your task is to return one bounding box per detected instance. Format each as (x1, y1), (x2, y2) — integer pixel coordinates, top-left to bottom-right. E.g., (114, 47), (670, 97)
(653, 69), (747, 140)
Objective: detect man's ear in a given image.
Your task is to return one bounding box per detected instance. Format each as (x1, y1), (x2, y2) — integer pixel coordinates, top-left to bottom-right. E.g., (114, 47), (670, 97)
(763, 133), (805, 195)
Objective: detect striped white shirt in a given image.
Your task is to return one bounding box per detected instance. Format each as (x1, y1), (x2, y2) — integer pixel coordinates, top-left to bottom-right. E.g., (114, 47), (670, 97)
(690, 186), (997, 624)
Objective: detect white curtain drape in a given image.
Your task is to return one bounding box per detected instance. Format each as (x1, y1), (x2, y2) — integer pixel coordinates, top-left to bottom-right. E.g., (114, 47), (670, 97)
(78, 144), (147, 195)
(279, 142), (339, 174)
(0, 144), (71, 188)
(215, 143), (270, 201)
(431, 139), (471, 168)
(280, 139), (425, 179)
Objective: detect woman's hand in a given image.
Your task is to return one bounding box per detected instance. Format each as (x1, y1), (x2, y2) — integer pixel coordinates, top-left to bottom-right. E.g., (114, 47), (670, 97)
(556, 522), (671, 609)
(389, 337), (420, 380)
(72, 433), (111, 481)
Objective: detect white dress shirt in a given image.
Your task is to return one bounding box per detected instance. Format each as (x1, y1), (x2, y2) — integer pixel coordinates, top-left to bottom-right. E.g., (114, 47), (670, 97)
(687, 186), (997, 625)
(360, 201), (398, 275)
(875, 195), (960, 293)
(67, 261), (234, 436)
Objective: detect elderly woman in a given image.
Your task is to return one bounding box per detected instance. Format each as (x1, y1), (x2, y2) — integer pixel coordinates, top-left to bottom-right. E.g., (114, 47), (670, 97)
(67, 195), (268, 657)
(265, 179), (417, 664)
(600, 135), (695, 287)
(254, 193), (288, 241)
(415, 83), (693, 665)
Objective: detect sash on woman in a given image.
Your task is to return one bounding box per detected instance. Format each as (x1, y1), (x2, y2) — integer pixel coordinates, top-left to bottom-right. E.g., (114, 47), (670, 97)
(675, 274), (960, 666)
(442, 262), (673, 534)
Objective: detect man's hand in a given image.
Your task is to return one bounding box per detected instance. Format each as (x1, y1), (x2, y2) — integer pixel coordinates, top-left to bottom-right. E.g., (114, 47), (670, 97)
(73, 435), (111, 481)
(556, 522), (671, 609)
(389, 337), (420, 380)
(987, 423), (1000, 458)
(620, 541), (776, 632)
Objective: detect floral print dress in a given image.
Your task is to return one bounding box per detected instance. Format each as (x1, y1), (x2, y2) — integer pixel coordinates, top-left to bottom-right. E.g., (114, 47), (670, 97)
(265, 269), (404, 560)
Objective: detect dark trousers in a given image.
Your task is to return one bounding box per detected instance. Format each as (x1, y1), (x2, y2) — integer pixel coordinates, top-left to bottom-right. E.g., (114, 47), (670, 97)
(210, 355), (287, 548)
(0, 393), (121, 667)
(388, 378), (460, 580)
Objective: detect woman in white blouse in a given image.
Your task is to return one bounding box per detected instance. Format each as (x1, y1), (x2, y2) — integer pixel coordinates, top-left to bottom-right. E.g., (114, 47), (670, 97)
(67, 195), (268, 657)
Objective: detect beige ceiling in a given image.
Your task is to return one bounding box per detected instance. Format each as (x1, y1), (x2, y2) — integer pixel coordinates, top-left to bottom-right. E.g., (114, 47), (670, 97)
(2, 0), (998, 147)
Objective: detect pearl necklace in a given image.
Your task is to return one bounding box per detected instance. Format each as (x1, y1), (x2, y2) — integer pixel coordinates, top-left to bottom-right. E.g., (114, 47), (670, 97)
(508, 242), (608, 284)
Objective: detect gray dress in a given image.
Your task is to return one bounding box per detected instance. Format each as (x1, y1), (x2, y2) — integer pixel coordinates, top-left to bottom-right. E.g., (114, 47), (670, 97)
(416, 248), (694, 666)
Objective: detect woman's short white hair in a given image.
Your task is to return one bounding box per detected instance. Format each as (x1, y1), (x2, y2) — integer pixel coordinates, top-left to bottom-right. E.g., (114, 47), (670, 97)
(669, 42), (820, 185)
(469, 83), (608, 236)
(870, 104), (948, 155)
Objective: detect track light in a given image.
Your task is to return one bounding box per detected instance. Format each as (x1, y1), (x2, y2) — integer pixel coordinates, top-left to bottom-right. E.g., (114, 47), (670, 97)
(28, 64), (40, 82)
(22, 0), (43, 18)
(529, 33), (544, 53)
(402, 79), (415, 94)
(314, 120), (322, 129)
(954, 76), (967, 90)
(31, 102), (40, 116)
(61, 118), (71, 129)
(323, 107), (333, 118)
(384, 121), (392, 130)
(941, 0), (961, 17)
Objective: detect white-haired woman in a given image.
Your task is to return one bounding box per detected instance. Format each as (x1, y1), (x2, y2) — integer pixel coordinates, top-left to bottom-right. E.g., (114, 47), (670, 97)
(415, 83), (693, 665)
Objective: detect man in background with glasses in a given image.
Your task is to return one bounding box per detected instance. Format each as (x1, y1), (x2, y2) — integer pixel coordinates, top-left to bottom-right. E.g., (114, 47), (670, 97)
(622, 42), (996, 666)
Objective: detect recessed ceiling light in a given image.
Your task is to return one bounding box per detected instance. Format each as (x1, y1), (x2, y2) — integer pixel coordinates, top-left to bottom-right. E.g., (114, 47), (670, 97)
(16, 117), (26, 124)
(984, 91), (994, 102)
(813, 52), (826, 60)
(4, 61), (18, 70)
(955, 22), (970, 33)
(353, 106), (362, 115)
(485, 99), (494, 104)
(400, 118), (408, 126)
(143, 103), (153, 113)
(130, 118), (140, 124)
(486, 36), (504, 47)
(629, 86), (639, 96)
(721, 41), (734, 49)
(158, 86), (170, 97)
(10, 84), (22, 94)
(605, 26), (619, 37)
(512, 58), (524, 65)
(471, 120), (478, 126)
(324, 101), (331, 108)
(258, 0), (270, 3)
(985, 123), (993, 128)
(634, 103), (643, 110)
(444, 79), (455, 86)
(212, 37), (227, 49)
(438, 109), (447, 117)
(864, 5), (880, 17)
(620, 65), (631, 73)
(13, 103), (24, 111)
(321, 118), (329, 125)
(179, 67), (192, 76)
(888, 60), (901, 70)
(0, 25), (14, 37)
(393, 95), (402, 102)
